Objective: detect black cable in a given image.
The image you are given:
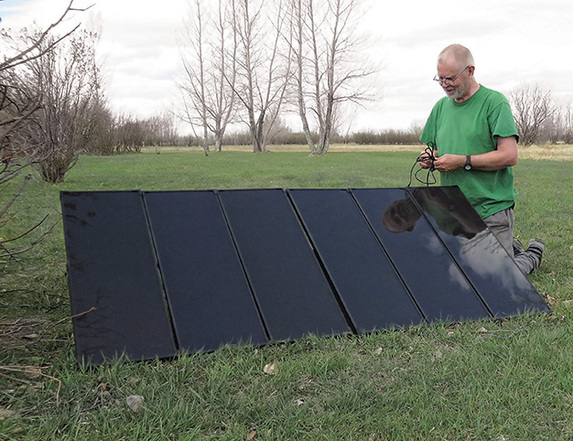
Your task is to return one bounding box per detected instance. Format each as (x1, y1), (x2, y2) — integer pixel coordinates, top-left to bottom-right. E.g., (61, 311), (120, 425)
(407, 142), (437, 187)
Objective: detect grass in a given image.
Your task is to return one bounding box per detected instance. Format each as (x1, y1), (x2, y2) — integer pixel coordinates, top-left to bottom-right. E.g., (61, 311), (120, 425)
(1, 145), (572, 440)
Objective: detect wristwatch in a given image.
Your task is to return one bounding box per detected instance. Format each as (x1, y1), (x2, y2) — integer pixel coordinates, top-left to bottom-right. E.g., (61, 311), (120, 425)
(464, 155), (472, 171)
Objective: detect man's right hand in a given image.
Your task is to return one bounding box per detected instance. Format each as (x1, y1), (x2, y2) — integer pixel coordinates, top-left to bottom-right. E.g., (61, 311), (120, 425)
(418, 150), (436, 169)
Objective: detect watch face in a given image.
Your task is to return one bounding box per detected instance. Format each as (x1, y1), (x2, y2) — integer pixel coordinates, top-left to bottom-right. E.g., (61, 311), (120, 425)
(465, 156), (472, 170)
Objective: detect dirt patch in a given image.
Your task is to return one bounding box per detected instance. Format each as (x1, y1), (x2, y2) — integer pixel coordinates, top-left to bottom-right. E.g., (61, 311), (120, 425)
(0, 317), (50, 352)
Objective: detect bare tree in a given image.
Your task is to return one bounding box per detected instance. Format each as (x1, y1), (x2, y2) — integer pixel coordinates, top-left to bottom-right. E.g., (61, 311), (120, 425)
(146, 112), (179, 147)
(542, 107), (563, 144)
(113, 114), (146, 152)
(290, 0), (315, 152)
(232, 0), (292, 153)
(14, 28), (104, 183)
(179, 0), (211, 155)
(0, 0), (90, 183)
(542, 103), (573, 145)
(289, 0), (373, 155)
(0, 0), (91, 260)
(508, 84), (558, 147)
(178, 0), (238, 154)
(82, 101), (116, 155)
(110, 112), (179, 153)
(0, 63), (39, 184)
(561, 105), (573, 144)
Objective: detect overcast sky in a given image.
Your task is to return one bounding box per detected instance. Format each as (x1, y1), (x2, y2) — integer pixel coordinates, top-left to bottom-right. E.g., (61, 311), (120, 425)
(2, 0), (573, 133)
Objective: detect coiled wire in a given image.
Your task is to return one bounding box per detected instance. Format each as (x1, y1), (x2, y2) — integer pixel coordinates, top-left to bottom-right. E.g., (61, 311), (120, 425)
(407, 142), (437, 187)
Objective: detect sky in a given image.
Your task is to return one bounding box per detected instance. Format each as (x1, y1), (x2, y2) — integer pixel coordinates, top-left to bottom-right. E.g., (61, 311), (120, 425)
(2, 0), (573, 133)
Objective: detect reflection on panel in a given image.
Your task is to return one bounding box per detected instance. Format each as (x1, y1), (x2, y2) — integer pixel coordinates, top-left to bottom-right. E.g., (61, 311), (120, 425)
(288, 189), (423, 331)
(144, 191), (268, 353)
(61, 191), (177, 365)
(217, 189), (350, 341)
(351, 188), (492, 322)
(407, 186), (550, 316)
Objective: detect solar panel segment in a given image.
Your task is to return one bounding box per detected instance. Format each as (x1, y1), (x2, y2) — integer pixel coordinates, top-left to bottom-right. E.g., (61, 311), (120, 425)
(351, 188), (492, 322)
(143, 191), (268, 353)
(217, 189), (351, 341)
(288, 188), (424, 332)
(61, 191), (177, 365)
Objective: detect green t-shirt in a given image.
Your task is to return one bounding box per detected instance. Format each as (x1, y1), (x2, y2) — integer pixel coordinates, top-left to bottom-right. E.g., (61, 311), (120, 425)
(420, 85), (518, 219)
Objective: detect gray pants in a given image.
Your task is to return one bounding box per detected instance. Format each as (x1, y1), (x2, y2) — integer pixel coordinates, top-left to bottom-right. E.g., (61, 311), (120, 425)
(483, 208), (541, 275)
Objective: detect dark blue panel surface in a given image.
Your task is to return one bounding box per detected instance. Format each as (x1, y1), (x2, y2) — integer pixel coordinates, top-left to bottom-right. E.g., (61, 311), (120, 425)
(61, 187), (550, 364)
(288, 189), (423, 332)
(351, 188), (491, 322)
(61, 191), (176, 364)
(408, 186), (550, 317)
(144, 191), (268, 352)
(217, 189), (350, 341)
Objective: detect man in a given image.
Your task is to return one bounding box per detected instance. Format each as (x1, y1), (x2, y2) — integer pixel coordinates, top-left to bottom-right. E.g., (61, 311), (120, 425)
(419, 44), (544, 275)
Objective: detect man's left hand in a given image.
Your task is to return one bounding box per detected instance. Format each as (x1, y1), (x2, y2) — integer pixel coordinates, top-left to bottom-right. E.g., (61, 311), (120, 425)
(433, 154), (465, 172)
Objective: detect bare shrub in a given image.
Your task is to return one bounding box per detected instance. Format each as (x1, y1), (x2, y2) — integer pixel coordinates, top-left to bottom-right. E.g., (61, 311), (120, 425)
(508, 84), (558, 147)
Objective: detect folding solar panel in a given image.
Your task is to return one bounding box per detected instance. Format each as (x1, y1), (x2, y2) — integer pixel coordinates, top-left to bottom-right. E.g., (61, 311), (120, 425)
(61, 187), (550, 364)
(61, 191), (177, 365)
(143, 191), (268, 353)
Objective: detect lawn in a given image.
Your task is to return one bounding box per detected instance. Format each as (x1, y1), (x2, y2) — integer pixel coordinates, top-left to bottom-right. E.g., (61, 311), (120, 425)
(1, 146), (572, 440)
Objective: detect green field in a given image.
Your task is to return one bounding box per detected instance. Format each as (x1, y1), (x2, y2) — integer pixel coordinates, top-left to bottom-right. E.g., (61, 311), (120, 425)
(1, 147), (572, 440)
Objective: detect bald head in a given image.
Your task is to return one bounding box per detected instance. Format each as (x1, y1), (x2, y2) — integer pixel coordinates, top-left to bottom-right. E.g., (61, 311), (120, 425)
(438, 44), (475, 70)
(435, 44), (479, 102)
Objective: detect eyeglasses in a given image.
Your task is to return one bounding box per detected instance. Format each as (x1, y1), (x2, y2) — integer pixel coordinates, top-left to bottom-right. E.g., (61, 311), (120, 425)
(433, 65), (470, 85)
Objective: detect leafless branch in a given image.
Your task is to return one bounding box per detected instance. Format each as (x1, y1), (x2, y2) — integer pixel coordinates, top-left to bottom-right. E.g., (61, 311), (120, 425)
(0, 0), (89, 71)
